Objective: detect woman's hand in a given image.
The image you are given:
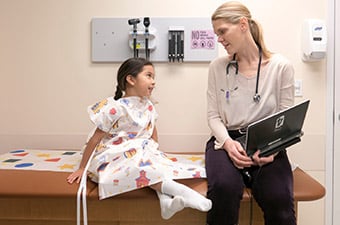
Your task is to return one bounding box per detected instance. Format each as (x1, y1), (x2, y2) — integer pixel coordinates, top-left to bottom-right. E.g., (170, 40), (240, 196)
(66, 168), (85, 184)
(251, 150), (277, 166)
(223, 138), (253, 169)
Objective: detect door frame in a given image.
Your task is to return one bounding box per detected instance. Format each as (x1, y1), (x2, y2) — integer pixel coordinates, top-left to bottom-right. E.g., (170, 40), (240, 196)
(326, 0), (336, 224)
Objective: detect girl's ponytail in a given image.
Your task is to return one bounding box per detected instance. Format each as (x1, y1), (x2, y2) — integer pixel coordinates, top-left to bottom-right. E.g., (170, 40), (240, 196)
(114, 85), (123, 100)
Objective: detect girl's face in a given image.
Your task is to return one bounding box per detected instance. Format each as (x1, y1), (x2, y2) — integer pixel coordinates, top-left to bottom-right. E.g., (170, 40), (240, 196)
(212, 19), (244, 55)
(127, 65), (155, 98)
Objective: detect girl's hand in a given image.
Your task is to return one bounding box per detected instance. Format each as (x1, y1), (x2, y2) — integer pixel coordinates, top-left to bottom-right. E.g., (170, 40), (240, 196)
(66, 168), (85, 184)
(251, 150), (277, 166)
(223, 139), (253, 169)
(66, 128), (106, 184)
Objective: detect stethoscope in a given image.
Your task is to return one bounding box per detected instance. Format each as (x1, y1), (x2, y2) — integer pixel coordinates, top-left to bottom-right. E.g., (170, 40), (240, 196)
(226, 46), (262, 103)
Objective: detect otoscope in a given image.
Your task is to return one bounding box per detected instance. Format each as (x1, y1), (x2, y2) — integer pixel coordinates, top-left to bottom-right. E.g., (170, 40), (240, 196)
(143, 17), (150, 60)
(128, 18), (140, 58)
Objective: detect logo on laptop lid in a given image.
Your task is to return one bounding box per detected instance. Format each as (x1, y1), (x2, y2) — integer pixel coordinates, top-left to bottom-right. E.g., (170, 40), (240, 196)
(275, 115), (285, 130)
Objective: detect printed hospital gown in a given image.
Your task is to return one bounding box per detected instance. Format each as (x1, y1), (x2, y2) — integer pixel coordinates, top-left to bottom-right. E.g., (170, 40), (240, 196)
(86, 96), (206, 200)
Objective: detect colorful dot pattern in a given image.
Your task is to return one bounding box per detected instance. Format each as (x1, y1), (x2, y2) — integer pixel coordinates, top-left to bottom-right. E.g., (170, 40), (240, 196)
(0, 149), (81, 172)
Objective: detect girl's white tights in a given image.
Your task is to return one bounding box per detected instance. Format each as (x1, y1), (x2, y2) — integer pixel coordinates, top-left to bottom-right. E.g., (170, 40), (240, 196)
(159, 179), (212, 217)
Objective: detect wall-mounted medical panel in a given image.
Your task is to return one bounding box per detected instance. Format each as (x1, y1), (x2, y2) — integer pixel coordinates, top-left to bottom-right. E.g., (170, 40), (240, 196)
(91, 17), (218, 62)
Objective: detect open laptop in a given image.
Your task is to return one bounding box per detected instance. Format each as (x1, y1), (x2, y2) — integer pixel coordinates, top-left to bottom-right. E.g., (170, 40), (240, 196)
(237, 99), (310, 157)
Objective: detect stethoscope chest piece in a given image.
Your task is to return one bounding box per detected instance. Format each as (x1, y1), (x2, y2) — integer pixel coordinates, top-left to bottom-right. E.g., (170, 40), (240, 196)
(253, 93), (261, 103)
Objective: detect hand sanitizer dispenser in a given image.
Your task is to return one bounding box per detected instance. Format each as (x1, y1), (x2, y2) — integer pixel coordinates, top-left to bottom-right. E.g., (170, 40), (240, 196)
(301, 19), (327, 62)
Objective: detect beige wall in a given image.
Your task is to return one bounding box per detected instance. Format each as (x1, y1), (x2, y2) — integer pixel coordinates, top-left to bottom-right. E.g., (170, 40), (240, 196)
(0, 0), (327, 224)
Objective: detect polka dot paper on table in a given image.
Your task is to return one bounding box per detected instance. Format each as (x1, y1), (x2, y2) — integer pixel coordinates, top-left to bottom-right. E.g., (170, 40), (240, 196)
(0, 149), (81, 172)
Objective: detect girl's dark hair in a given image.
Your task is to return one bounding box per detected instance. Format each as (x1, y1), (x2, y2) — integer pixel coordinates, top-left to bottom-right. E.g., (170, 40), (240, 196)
(114, 57), (153, 100)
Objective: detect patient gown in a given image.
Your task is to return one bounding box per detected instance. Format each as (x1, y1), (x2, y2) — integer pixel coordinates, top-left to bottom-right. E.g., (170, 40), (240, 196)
(86, 96), (206, 200)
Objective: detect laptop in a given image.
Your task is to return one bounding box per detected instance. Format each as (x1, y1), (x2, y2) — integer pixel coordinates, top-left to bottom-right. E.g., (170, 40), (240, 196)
(237, 99), (310, 157)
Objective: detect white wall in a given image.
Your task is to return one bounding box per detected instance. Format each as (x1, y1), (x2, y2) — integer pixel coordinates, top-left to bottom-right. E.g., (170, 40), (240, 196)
(0, 0), (327, 224)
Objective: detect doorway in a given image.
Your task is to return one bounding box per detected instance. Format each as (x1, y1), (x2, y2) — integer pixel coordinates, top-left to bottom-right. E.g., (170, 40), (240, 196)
(326, 0), (339, 224)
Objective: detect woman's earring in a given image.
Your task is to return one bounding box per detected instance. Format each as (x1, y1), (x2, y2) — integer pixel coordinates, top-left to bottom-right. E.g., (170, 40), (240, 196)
(241, 25), (247, 32)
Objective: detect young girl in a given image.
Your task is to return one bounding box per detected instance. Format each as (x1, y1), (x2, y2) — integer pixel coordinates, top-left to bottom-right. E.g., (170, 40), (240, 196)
(67, 57), (211, 219)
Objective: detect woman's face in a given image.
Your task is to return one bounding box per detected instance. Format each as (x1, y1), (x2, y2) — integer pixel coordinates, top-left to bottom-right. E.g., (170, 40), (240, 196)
(212, 19), (243, 55)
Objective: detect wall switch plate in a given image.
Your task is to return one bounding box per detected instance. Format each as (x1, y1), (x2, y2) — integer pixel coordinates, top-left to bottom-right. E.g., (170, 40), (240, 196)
(295, 79), (303, 97)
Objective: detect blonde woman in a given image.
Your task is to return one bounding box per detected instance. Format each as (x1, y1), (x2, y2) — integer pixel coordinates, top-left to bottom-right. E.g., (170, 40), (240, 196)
(205, 2), (296, 225)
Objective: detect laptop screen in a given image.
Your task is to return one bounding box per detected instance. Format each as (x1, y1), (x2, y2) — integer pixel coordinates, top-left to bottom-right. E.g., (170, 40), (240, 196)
(244, 100), (310, 157)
